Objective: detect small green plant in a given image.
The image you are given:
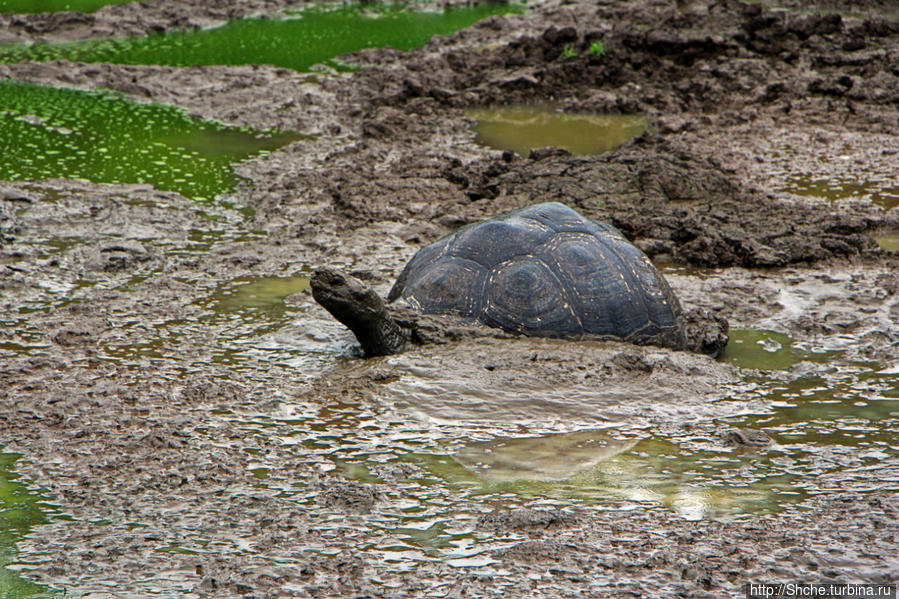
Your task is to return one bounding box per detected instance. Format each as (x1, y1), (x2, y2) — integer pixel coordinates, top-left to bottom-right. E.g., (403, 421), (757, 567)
(589, 41), (605, 57)
(561, 44), (578, 59)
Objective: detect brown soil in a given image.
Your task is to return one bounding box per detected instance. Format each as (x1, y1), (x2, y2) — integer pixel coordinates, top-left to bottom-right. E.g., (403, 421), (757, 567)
(1, 0), (898, 596)
(0, 0), (305, 44)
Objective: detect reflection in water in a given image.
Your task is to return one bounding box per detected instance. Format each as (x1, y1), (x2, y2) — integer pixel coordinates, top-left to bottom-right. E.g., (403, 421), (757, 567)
(573, 437), (782, 521)
(0, 80), (303, 200)
(454, 430), (638, 482)
(0, 3), (524, 72)
(224, 351), (898, 551)
(414, 359), (896, 520)
(468, 106), (647, 156)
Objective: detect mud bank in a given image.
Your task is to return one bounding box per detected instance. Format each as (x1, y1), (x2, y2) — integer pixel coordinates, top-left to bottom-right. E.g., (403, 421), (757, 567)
(1, 0), (898, 596)
(0, 0), (305, 45)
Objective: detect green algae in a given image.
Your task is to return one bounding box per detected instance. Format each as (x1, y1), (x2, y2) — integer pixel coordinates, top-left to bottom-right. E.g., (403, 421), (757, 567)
(468, 106), (648, 156)
(0, 0), (134, 13)
(0, 3), (524, 72)
(0, 80), (301, 201)
(0, 451), (64, 598)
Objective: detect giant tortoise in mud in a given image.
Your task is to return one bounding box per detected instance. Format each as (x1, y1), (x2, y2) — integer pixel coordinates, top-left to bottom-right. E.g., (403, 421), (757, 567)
(312, 202), (727, 356)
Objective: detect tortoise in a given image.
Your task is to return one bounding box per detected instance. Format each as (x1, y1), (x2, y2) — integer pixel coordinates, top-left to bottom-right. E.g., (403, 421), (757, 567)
(311, 202), (725, 357)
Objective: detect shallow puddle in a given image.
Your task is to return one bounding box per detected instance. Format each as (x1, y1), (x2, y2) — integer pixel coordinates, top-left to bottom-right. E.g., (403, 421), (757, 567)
(874, 231), (899, 251)
(0, 0), (133, 12)
(209, 353), (897, 555)
(420, 366), (893, 519)
(0, 2), (524, 72)
(779, 172), (899, 211)
(182, 331), (896, 536)
(468, 106), (648, 156)
(8, 268), (897, 571)
(720, 328), (841, 370)
(206, 274), (311, 321)
(0, 80), (302, 200)
(64, 293), (899, 525)
(425, 364), (895, 520)
(0, 451), (63, 598)
(197, 273), (315, 345)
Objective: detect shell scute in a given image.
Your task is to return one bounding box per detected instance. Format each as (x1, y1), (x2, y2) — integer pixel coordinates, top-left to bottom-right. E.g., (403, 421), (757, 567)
(482, 258), (582, 336)
(448, 216), (551, 267)
(400, 257), (486, 318)
(537, 232), (641, 336)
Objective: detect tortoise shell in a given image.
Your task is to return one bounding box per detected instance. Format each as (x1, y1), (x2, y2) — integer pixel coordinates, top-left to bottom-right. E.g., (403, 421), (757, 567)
(387, 202), (685, 347)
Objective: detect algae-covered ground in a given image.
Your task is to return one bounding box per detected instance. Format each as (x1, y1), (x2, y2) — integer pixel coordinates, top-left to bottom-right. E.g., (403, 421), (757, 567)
(1, 0), (898, 597)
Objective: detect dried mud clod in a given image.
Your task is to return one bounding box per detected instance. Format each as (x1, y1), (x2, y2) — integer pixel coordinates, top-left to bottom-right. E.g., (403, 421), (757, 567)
(313, 478), (385, 514)
(682, 307), (729, 357)
(721, 428), (774, 449)
(478, 508), (582, 531)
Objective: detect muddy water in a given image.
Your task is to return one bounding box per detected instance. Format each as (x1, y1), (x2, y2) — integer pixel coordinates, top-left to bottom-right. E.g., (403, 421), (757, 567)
(874, 231), (899, 251)
(468, 106), (648, 156)
(207, 274), (310, 319)
(721, 329), (841, 371)
(0, 2), (524, 72)
(178, 334), (896, 569)
(0, 80), (302, 200)
(753, 130), (899, 213)
(780, 172), (899, 212)
(86, 271), (890, 534)
(0, 452), (62, 598)
(194, 274), (346, 372)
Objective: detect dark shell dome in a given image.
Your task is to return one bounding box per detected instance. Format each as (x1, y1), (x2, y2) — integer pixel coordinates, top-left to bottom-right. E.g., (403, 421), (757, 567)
(388, 202), (685, 347)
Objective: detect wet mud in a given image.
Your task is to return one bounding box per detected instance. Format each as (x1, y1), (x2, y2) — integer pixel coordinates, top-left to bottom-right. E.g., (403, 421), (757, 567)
(0, 0), (305, 45)
(1, 0), (898, 596)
